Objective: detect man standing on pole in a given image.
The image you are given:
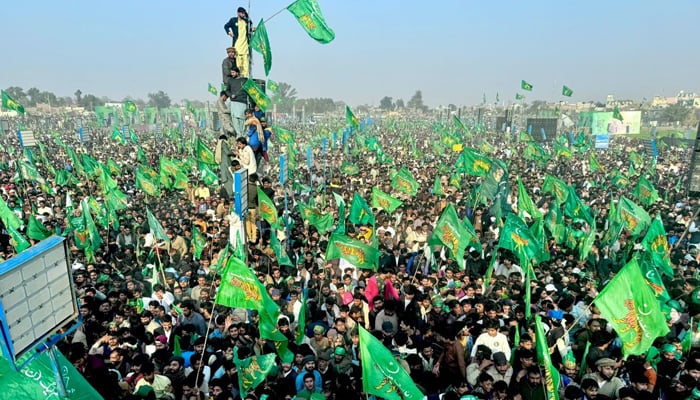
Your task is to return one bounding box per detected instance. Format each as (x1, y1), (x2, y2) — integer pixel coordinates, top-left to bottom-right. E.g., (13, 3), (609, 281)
(226, 67), (247, 136)
(224, 7), (253, 78)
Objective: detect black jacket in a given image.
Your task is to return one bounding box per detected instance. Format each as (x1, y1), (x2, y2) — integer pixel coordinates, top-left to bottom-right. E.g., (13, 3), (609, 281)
(224, 17), (251, 44)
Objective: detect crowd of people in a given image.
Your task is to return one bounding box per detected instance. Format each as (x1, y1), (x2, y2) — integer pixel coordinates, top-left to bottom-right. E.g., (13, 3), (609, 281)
(0, 7), (698, 399)
(1, 106), (697, 400)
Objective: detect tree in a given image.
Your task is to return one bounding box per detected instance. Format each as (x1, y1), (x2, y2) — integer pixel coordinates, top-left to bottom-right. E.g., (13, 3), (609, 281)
(26, 87), (41, 106)
(379, 96), (394, 110)
(407, 90), (425, 111)
(273, 82), (298, 113)
(395, 99), (405, 109)
(80, 94), (104, 108)
(147, 91), (171, 108)
(74, 90), (82, 104)
(661, 103), (691, 125)
(526, 100), (547, 117)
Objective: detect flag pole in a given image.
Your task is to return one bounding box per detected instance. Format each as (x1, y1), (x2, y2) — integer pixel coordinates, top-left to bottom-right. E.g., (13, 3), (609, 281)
(674, 206), (700, 249)
(263, 7), (288, 24)
(194, 277), (221, 391)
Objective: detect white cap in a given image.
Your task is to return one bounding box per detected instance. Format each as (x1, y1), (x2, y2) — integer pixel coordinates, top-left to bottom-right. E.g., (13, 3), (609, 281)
(572, 267), (582, 275)
(545, 284), (557, 292)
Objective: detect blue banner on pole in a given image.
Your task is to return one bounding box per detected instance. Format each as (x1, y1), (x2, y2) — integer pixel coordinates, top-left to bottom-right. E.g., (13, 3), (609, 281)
(306, 146), (312, 169)
(17, 130), (24, 148)
(322, 138), (327, 155)
(78, 127), (84, 144)
(279, 154), (286, 185)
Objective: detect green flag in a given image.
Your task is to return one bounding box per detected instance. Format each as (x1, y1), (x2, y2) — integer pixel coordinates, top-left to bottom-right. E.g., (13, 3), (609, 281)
(1, 90), (25, 114)
(287, 0), (335, 44)
(428, 204), (471, 269)
(579, 224), (597, 261)
(516, 93), (525, 100)
(17, 160), (40, 182)
(111, 127), (125, 144)
(275, 126), (296, 144)
(198, 162), (219, 186)
(638, 252), (671, 302)
(136, 167), (159, 196)
(641, 216), (674, 277)
(192, 226), (207, 259)
(517, 177), (542, 220)
(257, 186), (281, 229)
(82, 199), (102, 251)
(521, 80), (533, 91)
(216, 256), (278, 318)
(124, 100), (137, 113)
(296, 291), (307, 345)
(346, 105), (359, 129)
(195, 138), (217, 164)
(371, 187), (402, 214)
(534, 315), (561, 400)
(457, 148), (492, 177)
(7, 223), (30, 253)
(632, 176), (660, 207)
(333, 192), (346, 235)
(242, 78), (271, 111)
(613, 106), (624, 121)
(146, 209), (170, 242)
(358, 325), (424, 400)
(618, 196), (651, 237)
(27, 214), (52, 240)
(562, 85), (573, 97)
(0, 196), (21, 230)
(391, 167), (419, 196)
(542, 174), (569, 205)
(595, 257), (669, 355)
(267, 80), (279, 92)
(564, 186), (593, 225)
(270, 228), (293, 266)
(250, 19), (272, 76)
(349, 193), (375, 226)
(433, 174), (444, 196)
(589, 153), (603, 173)
(234, 348), (277, 394)
(340, 162), (360, 175)
(326, 233), (379, 271)
(298, 203), (335, 233)
(499, 213), (545, 266)
(208, 83), (218, 95)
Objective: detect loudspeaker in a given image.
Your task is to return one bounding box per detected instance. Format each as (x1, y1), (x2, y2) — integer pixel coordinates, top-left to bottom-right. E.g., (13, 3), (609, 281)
(253, 79), (266, 93)
(688, 123), (700, 193)
(526, 118), (558, 142)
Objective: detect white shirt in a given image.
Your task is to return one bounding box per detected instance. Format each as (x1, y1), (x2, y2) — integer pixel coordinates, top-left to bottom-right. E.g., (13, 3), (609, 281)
(471, 332), (511, 360)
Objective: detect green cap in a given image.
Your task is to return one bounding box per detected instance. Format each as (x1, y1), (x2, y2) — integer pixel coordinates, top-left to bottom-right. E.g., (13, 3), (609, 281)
(661, 343), (677, 354)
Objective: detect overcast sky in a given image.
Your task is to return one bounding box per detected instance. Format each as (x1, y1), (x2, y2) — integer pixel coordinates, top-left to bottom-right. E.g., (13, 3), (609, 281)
(2, 0), (698, 107)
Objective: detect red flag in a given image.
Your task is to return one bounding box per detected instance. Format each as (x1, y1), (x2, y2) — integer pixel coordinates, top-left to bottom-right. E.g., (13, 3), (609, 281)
(384, 279), (400, 302)
(364, 276), (379, 310)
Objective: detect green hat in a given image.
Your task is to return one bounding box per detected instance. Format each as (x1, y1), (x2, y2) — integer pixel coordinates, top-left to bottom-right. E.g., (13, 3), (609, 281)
(661, 343), (677, 354)
(313, 325), (326, 334)
(334, 346), (346, 356)
(667, 300), (682, 312)
(563, 350), (576, 368)
(135, 385), (154, 398)
(692, 387), (700, 399)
